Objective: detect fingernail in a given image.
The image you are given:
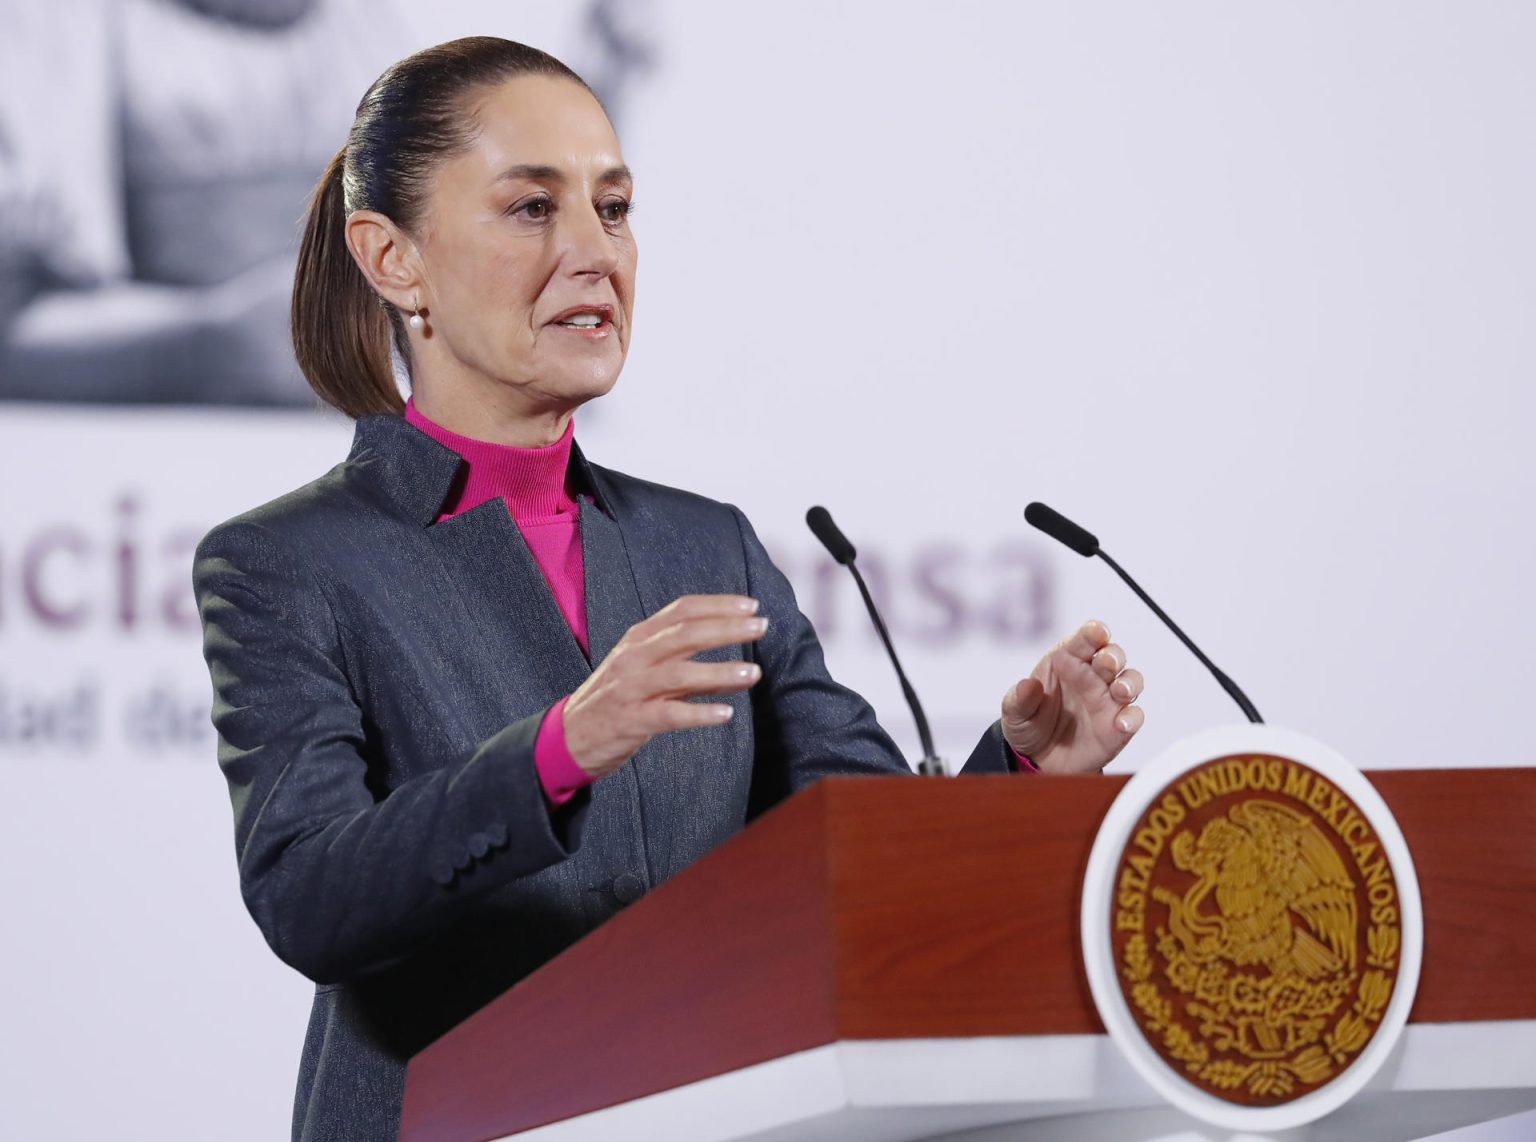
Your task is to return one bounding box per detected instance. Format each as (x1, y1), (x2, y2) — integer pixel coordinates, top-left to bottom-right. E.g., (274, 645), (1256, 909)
(1117, 715), (1135, 733)
(747, 617), (769, 635)
(735, 663), (761, 681)
(715, 705), (735, 721)
(736, 598), (760, 613)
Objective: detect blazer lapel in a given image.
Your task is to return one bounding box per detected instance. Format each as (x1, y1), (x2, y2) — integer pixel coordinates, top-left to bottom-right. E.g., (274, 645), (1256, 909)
(423, 501), (592, 728)
(579, 498), (648, 664)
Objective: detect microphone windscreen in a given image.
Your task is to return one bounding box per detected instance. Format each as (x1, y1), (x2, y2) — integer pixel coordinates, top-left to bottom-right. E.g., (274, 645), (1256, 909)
(1024, 502), (1100, 557)
(805, 505), (857, 564)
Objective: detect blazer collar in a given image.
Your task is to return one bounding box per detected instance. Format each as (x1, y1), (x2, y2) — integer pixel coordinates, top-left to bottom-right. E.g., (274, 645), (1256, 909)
(348, 413), (615, 526)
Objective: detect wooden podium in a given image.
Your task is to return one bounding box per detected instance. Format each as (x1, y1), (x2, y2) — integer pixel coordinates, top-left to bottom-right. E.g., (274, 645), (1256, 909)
(400, 772), (1536, 1141)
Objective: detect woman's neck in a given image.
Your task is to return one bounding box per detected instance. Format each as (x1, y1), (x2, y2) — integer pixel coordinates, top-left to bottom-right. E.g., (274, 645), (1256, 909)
(409, 383), (575, 448)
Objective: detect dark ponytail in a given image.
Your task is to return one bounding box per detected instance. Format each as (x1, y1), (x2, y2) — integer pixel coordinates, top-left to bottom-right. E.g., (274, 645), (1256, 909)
(292, 148), (398, 416)
(291, 38), (592, 418)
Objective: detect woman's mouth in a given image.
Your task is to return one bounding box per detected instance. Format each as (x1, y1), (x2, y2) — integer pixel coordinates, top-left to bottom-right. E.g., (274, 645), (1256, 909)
(549, 305), (614, 336)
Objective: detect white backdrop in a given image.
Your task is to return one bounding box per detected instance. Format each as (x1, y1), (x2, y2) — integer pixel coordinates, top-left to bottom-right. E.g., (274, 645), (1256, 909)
(1, 3), (1533, 1138)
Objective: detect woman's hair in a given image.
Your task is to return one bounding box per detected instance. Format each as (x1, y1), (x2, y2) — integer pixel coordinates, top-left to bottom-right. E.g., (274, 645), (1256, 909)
(292, 37), (590, 417)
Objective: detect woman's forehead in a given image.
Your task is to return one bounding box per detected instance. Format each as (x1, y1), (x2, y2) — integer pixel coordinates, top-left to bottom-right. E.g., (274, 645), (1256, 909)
(464, 75), (624, 181)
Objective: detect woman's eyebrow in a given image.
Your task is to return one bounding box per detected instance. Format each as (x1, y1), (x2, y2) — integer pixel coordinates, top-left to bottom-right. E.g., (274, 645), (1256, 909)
(494, 163), (633, 185)
(495, 163), (564, 184)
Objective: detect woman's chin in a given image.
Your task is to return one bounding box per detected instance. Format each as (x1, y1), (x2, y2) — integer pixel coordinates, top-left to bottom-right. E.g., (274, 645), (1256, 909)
(539, 360), (624, 406)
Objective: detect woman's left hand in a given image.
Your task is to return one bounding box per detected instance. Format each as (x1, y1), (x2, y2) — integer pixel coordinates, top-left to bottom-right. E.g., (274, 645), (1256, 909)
(1000, 619), (1143, 773)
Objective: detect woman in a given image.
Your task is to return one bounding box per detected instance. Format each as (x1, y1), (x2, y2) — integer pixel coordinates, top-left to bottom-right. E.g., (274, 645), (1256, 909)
(195, 37), (1145, 1142)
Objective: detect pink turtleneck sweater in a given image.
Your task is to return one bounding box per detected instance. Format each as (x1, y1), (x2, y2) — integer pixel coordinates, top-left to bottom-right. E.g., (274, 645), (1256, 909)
(405, 399), (593, 807)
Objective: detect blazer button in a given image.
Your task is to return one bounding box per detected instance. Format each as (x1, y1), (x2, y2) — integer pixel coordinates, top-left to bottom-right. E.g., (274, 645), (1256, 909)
(468, 833), (490, 859)
(485, 823), (508, 848)
(430, 861), (455, 886)
(611, 873), (646, 905)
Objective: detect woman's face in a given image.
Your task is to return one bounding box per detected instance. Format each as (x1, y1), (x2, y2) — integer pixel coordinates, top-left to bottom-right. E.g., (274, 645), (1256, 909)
(411, 75), (636, 414)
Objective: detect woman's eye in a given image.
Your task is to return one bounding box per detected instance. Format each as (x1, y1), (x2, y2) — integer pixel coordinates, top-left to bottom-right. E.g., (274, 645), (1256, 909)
(512, 196), (552, 220)
(599, 199), (633, 225)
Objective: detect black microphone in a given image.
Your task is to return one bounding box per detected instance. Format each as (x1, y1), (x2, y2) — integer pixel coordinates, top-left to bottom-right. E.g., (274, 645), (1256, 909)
(805, 506), (947, 776)
(1024, 502), (1264, 724)
(805, 505), (857, 565)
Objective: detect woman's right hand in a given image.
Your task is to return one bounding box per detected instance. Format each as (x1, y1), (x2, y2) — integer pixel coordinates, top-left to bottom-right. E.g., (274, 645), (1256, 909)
(561, 594), (768, 780)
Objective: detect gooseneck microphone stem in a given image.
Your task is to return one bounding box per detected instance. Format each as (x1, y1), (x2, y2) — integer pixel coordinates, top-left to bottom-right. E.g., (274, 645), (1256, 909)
(1094, 550), (1263, 724)
(846, 560), (940, 767)
(1023, 501), (1263, 726)
(805, 505), (947, 776)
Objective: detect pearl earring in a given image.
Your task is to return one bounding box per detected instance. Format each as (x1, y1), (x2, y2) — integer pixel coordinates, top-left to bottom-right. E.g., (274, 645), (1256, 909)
(408, 305), (424, 332)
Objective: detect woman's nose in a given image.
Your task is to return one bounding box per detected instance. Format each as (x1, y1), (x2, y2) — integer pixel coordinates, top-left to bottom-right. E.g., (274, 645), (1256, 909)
(558, 206), (621, 278)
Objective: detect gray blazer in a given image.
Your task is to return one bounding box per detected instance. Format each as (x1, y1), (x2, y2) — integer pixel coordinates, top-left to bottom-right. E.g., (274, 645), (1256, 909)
(195, 414), (1013, 1141)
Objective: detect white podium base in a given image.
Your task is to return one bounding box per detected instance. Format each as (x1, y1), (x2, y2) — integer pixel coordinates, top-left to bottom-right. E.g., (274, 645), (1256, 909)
(502, 1022), (1536, 1142)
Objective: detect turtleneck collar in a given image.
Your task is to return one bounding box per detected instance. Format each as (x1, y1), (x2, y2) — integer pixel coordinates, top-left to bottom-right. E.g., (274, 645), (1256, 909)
(403, 398), (578, 524)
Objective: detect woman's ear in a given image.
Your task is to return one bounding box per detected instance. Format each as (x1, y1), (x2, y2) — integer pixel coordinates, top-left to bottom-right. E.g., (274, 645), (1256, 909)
(344, 210), (424, 311)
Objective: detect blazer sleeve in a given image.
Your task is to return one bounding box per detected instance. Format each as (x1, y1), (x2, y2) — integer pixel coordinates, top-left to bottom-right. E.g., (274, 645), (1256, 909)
(195, 520), (588, 985)
(729, 507), (1014, 800)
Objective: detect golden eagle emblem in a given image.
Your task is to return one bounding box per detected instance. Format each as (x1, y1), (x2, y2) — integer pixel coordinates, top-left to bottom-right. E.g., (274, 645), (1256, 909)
(1163, 801), (1356, 981)
(1112, 757), (1402, 1105)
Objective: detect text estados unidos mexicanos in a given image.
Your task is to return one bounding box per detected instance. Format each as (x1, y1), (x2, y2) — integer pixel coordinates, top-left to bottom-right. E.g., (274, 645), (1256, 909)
(1114, 758), (1399, 934)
